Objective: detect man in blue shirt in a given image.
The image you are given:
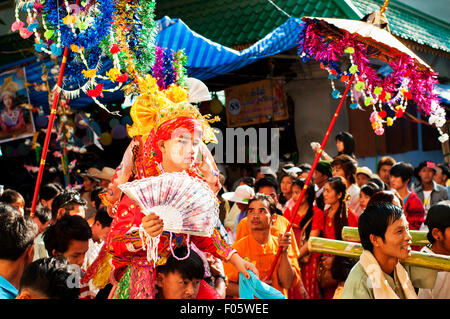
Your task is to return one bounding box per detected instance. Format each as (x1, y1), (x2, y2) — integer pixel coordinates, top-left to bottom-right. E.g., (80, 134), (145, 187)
(0, 207), (38, 299)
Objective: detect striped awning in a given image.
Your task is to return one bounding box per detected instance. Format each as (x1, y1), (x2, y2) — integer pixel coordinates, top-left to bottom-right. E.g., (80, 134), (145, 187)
(15, 16), (305, 110)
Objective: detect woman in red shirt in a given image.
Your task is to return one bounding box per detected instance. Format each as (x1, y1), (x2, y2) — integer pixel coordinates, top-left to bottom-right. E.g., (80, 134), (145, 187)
(309, 176), (358, 299)
(283, 178), (323, 299)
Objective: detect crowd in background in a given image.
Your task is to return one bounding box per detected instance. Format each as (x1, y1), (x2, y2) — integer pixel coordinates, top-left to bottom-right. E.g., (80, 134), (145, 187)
(0, 131), (449, 299)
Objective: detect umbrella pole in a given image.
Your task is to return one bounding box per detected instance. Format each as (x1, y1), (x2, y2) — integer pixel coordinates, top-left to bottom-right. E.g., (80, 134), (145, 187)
(265, 73), (355, 280)
(30, 46), (70, 217)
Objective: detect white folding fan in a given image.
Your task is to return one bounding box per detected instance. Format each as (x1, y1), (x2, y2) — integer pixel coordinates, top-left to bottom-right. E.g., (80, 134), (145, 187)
(118, 171), (219, 264)
(119, 171), (219, 236)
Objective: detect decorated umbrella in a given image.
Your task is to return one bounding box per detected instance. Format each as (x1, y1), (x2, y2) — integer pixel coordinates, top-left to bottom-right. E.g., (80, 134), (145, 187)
(266, 1), (447, 280)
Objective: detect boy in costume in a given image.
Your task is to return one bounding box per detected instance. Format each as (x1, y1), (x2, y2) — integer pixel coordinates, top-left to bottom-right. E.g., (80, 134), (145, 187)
(82, 75), (258, 298)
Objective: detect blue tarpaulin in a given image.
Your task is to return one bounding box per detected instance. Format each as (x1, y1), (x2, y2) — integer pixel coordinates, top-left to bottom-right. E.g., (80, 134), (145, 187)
(3, 16), (449, 110)
(8, 16), (305, 110)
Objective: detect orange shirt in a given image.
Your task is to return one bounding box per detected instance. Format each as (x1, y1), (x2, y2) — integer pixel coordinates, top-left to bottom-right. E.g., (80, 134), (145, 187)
(223, 233), (301, 298)
(235, 215), (300, 258)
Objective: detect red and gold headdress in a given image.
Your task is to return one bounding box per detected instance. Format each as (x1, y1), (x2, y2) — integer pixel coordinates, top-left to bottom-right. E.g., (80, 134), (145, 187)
(127, 74), (219, 144)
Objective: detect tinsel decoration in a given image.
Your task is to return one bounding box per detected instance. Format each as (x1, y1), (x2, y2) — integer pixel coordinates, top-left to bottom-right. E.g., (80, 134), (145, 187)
(298, 19), (447, 142)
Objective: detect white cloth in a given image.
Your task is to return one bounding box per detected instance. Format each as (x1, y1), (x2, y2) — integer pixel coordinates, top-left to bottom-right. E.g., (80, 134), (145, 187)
(33, 233), (49, 261)
(359, 250), (418, 299)
(418, 246), (450, 299)
(347, 183), (363, 216)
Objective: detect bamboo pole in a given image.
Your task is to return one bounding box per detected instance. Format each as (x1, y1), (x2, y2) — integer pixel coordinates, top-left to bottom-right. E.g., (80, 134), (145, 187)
(30, 0), (81, 217)
(265, 73), (356, 280)
(308, 237), (450, 272)
(342, 226), (429, 246)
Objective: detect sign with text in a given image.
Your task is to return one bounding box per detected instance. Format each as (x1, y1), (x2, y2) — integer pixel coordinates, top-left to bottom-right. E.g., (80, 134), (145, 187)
(225, 79), (288, 127)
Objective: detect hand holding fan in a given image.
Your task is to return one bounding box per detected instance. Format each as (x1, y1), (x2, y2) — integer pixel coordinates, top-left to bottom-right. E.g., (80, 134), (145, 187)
(118, 171), (219, 264)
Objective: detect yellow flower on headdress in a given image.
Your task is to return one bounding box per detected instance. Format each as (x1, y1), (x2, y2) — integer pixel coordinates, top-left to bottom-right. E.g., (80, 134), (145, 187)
(70, 44), (84, 53)
(82, 68), (97, 79)
(127, 74), (219, 144)
(63, 14), (77, 25)
(106, 68), (121, 82)
(165, 84), (188, 103)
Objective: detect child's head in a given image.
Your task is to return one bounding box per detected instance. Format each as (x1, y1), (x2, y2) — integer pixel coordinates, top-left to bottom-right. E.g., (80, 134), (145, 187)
(291, 178), (315, 206)
(155, 246), (205, 299)
(16, 256), (80, 299)
(0, 189), (25, 216)
(43, 215), (92, 267)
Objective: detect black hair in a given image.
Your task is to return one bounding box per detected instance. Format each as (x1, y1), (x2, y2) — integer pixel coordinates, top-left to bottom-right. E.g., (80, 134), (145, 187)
(90, 186), (106, 210)
(43, 215), (92, 256)
(369, 176), (387, 191)
(437, 163), (450, 179)
(51, 190), (87, 220)
(425, 201), (450, 244)
(325, 176), (349, 240)
(335, 131), (355, 157)
(330, 255), (357, 282)
(0, 211), (38, 261)
(0, 188), (24, 205)
(278, 174), (295, 205)
(34, 205), (52, 225)
(255, 176), (279, 193)
(0, 202), (19, 215)
(156, 246), (204, 280)
(389, 162), (414, 183)
(39, 183), (63, 202)
(291, 178), (315, 239)
(19, 256), (80, 299)
(360, 182), (380, 197)
(241, 177), (255, 189)
(367, 190), (404, 209)
(248, 193), (279, 216)
(376, 156), (396, 174)
(94, 207), (113, 228)
(358, 202), (404, 252)
(331, 154), (357, 185)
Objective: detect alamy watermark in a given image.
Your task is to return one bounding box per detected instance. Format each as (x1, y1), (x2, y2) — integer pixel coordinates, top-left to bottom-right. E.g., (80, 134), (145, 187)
(208, 127), (280, 172)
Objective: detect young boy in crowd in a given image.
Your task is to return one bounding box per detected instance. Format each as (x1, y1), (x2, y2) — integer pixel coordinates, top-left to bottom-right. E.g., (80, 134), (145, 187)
(0, 189), (25, 216)
(0, 211), (37, 299)
(155, 246), (206, 299)
(51, 190), (87, 221)
(43, 214), (94, 299)
(15, 256), (80, 299)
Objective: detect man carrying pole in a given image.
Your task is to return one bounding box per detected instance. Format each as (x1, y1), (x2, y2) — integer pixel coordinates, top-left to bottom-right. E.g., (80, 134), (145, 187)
(341, 202), (437, 299)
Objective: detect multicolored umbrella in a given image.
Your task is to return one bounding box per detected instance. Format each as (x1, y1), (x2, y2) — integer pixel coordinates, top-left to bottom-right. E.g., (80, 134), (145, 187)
(266, 2), (447, 280)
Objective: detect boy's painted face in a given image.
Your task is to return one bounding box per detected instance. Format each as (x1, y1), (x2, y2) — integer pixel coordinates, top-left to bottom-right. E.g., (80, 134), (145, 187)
(157, 270), (201, 299)
(161, 129), (202, 171)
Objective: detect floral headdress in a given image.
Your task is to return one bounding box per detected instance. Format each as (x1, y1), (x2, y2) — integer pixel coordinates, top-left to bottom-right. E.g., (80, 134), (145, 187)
(127, 74), (219, 144)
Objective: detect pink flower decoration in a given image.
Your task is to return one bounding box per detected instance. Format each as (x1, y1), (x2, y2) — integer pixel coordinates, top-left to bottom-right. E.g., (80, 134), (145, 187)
(11, 20), (24, 32)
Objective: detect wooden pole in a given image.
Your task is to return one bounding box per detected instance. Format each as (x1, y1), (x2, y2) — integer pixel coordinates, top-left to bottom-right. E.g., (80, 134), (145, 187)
(30, 1), (81, 217)
(341, 226), (429, 246)
(308, 237), (450, 272)
(265, 73), (356, 280)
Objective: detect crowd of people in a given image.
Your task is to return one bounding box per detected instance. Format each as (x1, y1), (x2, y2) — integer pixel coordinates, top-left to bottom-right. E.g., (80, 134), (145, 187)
(0, 131), (449, 300)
